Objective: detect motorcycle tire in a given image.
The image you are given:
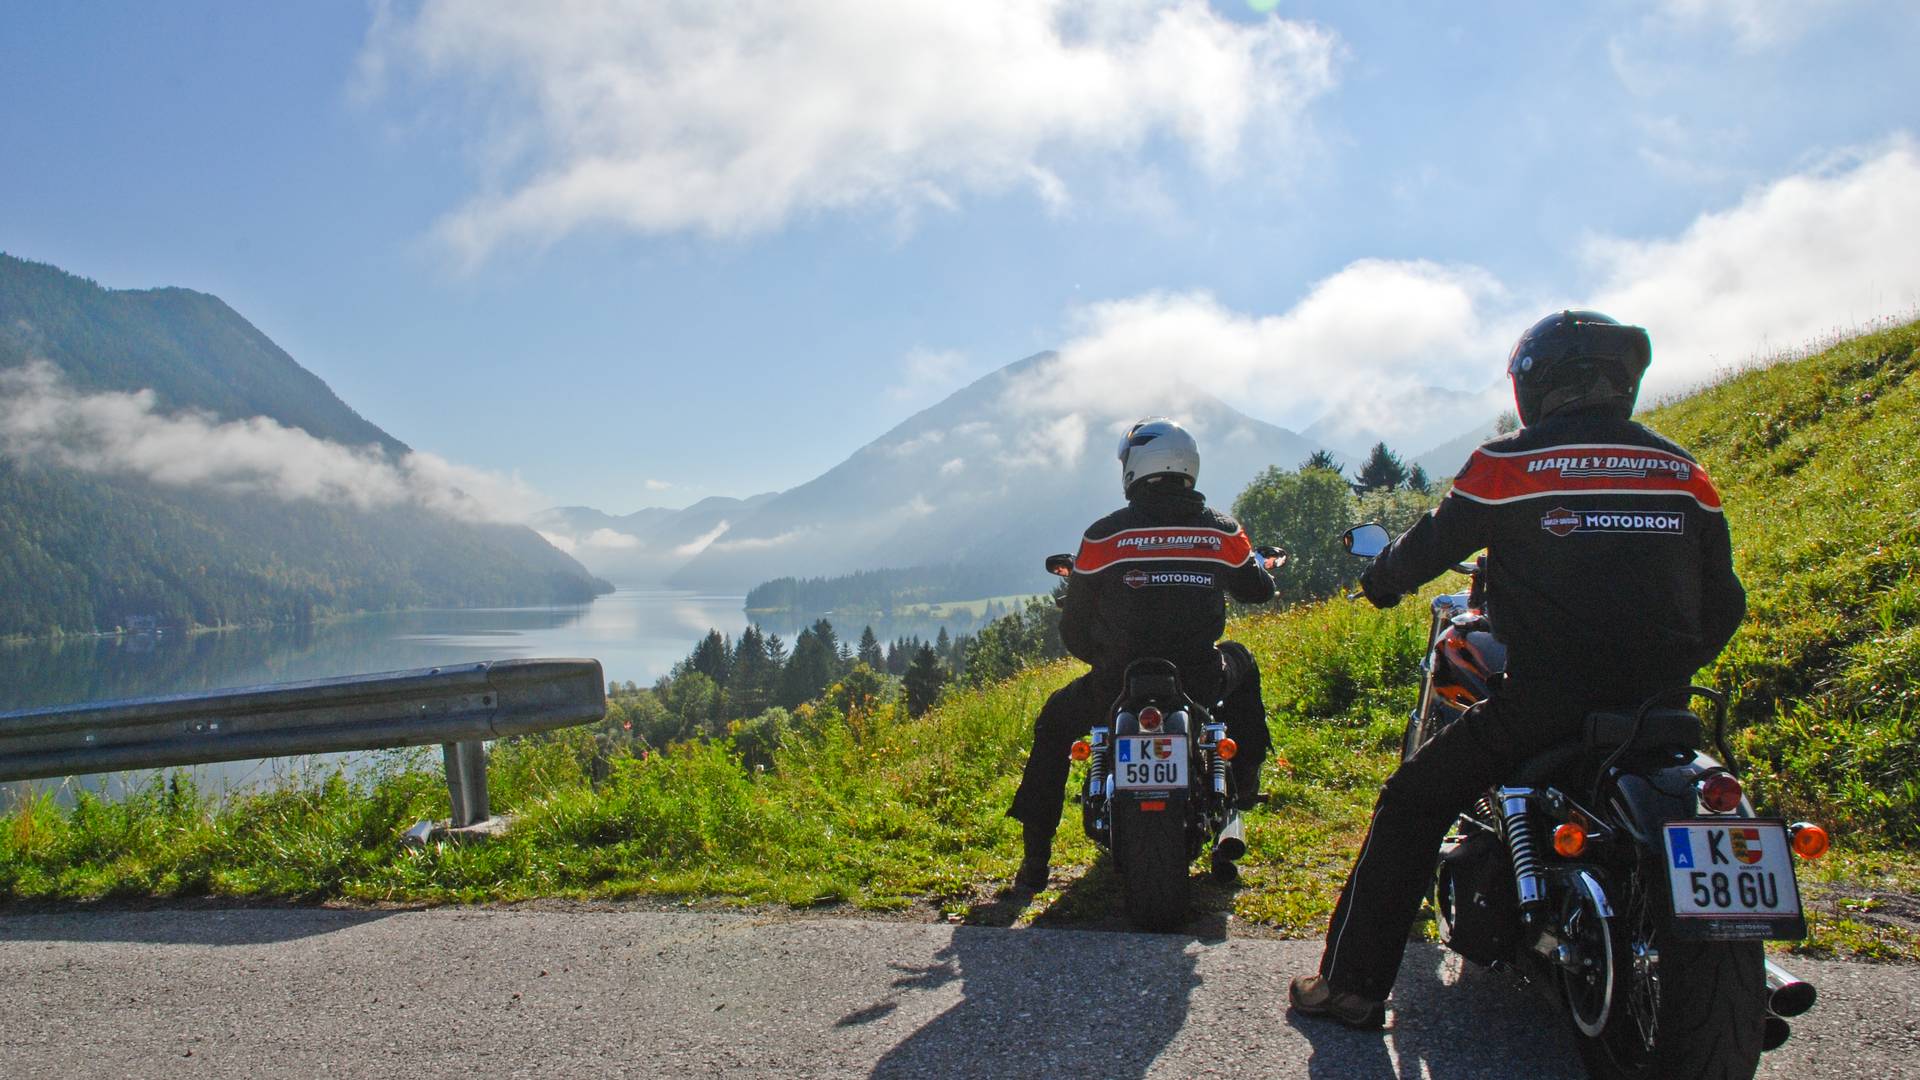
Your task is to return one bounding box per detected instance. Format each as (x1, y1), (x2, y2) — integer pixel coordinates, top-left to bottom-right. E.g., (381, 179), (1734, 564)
(1113, 800), (1191, 932)
(1575, 937), (1766, 1080)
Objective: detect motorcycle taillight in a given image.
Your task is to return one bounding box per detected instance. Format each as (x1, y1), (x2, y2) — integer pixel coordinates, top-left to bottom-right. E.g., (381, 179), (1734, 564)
(1698, 772), (1743, 814)
(1139, 706), (1164, 732)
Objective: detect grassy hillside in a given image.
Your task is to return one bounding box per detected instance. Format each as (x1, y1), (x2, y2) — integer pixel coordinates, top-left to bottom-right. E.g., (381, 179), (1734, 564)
(4, 320), (1915, 957)
(1646, 320), (1920, 846)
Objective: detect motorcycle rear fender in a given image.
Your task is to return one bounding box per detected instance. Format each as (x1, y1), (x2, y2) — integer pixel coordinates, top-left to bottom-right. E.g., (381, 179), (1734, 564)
(1606, 751), (1740, 846)
(1109, 790), (1196, 868)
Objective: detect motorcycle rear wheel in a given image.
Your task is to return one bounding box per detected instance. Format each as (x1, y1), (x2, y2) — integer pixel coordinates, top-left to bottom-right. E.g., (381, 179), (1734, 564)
(1574, 928), (1765, 1080)
(1113, 801), (1191, 932)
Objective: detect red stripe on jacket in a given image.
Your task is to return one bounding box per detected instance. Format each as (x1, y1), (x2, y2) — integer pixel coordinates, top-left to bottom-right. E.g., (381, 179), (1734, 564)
(1453, 443), (1724, 511)
(1074, 526), (1254, 573)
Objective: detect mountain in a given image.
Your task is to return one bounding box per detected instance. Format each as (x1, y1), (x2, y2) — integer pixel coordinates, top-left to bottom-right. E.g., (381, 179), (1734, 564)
(0, 254), (608, 638)
(0, 255), (404, 455)
(535, 493), (778, 586)
(1302, 382), (1506, 465)
(665, 352), (1333, 593)
(1409, 415), (1507, 480)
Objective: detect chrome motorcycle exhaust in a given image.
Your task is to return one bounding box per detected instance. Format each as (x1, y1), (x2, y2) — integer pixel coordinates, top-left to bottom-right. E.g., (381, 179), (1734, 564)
(1214, 810), (1246, 862)
(1765, 958), (1817, 1018)
(1762, 1015), (1791, 1052)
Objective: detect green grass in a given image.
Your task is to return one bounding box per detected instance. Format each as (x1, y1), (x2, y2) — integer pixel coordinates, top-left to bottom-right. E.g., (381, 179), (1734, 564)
(4, 320), (1917, 960)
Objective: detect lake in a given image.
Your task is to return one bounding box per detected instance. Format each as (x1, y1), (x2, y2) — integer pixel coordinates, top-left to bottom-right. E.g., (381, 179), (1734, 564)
(0, 590), (994, 802)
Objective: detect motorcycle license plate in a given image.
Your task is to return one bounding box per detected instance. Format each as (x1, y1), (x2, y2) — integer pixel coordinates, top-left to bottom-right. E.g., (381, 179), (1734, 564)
(1114, 736), (1186, 791)
(1662, 820), (1807, 939)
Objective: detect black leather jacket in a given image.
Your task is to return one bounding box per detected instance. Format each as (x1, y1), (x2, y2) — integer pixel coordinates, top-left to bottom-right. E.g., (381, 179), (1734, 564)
(1061, 488), (1275, 670)
(1362, 410), (1745, 684)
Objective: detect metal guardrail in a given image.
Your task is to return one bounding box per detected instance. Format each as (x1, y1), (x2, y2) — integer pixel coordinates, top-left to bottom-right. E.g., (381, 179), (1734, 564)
(0, 658), (606, 828)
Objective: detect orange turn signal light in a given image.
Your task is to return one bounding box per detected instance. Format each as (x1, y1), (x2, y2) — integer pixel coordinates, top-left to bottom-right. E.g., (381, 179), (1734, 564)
(1216, 737), (1239, 761)
(1069, 740), (1092, 762)
(1789, 822), (1830, 859)
(1553, 822), (1588, 858)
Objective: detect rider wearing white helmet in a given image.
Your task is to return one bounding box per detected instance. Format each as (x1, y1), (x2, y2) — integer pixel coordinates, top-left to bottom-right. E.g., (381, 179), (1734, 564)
(1009, 417), (1276, 890)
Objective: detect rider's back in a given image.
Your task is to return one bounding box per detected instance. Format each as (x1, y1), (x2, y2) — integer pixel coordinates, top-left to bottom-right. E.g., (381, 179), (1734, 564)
(1061, 487), (1274, 670)
(1379, 409), (1745, 688)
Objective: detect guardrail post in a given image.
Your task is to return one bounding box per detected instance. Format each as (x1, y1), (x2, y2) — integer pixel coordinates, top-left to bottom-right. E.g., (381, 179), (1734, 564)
(442, 740), (490, 827)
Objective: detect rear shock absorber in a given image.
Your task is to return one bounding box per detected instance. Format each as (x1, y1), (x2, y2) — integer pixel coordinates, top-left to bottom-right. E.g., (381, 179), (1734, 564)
(1499, 787), (1550, 913)
(1087, 727), (1110, 801)
(1204, 722), (1229, 799)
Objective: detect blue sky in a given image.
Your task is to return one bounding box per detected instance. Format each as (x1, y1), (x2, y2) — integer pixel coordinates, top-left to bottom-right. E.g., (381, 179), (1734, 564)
(4, 1), (1918, 513)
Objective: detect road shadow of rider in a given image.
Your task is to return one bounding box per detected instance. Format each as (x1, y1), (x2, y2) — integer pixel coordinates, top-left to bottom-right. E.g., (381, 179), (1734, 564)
(1289, 943), (1584, 1079)
(860, 919), (1204, 1080)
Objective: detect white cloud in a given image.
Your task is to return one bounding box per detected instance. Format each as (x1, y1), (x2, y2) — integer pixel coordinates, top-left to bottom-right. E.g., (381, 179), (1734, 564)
(536, 529), (577, 554)
(939, 457), (966, 476)
(582, 527), (642, 550)
(995, 137), (1920, 459)
(0, 362), (545, 523)
(1006, 260), (1511, 435)
(643, 478), (672, 491)
(361, 0), (1339, 262)
(709, 527), (812, 553)
(1651, 0), (1836, 49)
(1588, 137), (1920, 395)
(672, 520), (732, 557)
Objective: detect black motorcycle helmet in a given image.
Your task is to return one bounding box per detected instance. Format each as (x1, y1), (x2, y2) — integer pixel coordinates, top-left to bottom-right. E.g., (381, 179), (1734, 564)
(1507, 310), (1652, 426)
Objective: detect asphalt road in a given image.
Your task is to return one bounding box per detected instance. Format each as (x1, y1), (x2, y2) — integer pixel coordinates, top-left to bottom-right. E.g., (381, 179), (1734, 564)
(2, 905), (1914, 1079)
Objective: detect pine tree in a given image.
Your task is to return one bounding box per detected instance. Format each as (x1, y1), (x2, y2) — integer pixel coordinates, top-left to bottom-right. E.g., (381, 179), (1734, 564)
(904, 643), (948, 717)
(1301, 449), (1341, 472)
(687, 629), (733, 686)
(1406, 463), (1433, 494)
(857, 625), (884, 668)
(1356, 442), (1409, 491)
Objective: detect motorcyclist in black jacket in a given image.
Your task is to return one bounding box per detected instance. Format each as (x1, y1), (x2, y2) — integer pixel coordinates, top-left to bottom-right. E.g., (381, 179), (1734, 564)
(1290, 311), (1747, 1029)
(1009, 418), (1276, 890)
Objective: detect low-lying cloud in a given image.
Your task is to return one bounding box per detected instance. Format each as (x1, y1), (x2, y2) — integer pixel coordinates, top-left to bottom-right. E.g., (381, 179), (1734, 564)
(1001, 137), (1920, 456)
(360, 0), (1339, 263)
(0, 362), (545, 523)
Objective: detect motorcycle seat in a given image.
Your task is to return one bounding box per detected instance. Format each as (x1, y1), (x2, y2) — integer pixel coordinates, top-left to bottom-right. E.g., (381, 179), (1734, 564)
(1504, 709), (1705, 786)
(1584, 708), (1703, 750)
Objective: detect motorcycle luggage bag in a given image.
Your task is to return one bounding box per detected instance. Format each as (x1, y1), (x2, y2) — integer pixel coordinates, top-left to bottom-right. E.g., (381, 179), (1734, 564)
(1438, 827), (1518, 966)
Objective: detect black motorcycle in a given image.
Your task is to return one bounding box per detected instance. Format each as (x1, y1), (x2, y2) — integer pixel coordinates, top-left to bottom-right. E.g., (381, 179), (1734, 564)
(1043, 545), (1285, 931)
(1342, 522), (1829, 1080)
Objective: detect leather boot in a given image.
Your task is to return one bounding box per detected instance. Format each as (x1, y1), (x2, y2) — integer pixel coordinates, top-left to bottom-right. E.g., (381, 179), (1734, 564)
(1013, 824), (1053, 890)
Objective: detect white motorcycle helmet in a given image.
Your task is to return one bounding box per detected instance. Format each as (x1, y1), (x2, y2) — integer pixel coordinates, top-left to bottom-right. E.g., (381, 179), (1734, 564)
(1118, 417), (1200, 498)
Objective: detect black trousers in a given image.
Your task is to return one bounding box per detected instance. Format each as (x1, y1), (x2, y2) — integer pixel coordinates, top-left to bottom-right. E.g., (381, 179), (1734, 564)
(1008, 641), (1270, 835)
(1315, 672), (1671, 1000)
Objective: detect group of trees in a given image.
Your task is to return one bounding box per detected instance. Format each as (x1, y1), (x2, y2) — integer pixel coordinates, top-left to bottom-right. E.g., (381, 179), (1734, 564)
(1230, 449), (1444, 606)
(603, 587), (1071, 771)
(603, 617), (992, 769)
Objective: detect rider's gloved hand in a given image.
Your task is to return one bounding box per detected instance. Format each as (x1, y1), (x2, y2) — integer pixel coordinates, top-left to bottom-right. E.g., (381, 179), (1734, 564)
(1358, 566), (1402, 609)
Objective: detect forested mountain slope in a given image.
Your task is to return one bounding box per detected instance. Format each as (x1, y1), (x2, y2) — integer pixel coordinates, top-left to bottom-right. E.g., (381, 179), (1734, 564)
(0, 255), (607, 638)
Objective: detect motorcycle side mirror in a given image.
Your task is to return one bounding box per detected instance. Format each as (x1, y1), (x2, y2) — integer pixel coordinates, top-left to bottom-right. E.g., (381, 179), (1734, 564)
(1255, 545), (1289, 571)
(1044, 553), (1075, 578)
(1342, 523), (1390, 559)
